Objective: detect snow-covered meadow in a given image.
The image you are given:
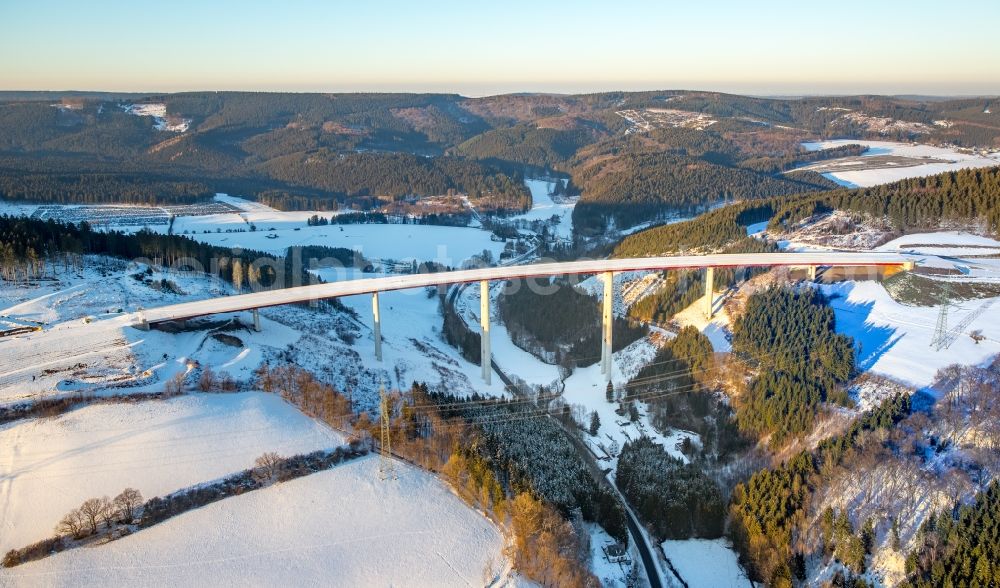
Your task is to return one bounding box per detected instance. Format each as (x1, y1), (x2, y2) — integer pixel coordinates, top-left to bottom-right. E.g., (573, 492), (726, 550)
(0, 392), (344, 553)
(661, 539), (747, 588)
(800, 140), (1000, 188)
(121, 103), (191, 132)
(1, 456), (507, 587)
(765, 227), (1000, 395)
(174, 210), (506, 265)
(822, 279), (1000, 393)
(514, 178), (576, 241)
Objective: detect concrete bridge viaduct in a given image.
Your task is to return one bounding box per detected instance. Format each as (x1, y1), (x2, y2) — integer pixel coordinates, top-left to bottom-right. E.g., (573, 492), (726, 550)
(136, 252), (914, 383)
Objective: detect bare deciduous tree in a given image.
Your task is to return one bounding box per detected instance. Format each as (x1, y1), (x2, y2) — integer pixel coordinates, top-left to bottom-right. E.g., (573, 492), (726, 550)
(164, 372), (185, 396)
(78, 497), (111, 535)
(113, 488), (143, 523)
(218, 371), (237, 392)
(252, 452), (283, 483)
(197, 367), (216, 391)
(55, 509), (85, 539)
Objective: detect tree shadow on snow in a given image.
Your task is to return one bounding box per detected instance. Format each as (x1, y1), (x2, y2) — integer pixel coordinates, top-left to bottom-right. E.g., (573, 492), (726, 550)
(827, 284), (901, 372)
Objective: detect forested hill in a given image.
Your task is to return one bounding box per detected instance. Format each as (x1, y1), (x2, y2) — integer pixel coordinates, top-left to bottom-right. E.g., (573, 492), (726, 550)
(569, 152), (837, 231)
(0, 90), (997, 222)
(256, 152), (529, 211)
(614, 166), (1000, 258)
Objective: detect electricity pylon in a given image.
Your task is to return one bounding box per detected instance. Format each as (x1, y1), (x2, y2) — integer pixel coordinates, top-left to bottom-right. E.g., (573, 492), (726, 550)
(378, 384), (396, 481)
(930, 281), (952, 351)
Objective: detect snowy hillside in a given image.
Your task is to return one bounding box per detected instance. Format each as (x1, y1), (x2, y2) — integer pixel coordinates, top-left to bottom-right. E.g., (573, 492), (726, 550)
(823, 279), (1000, 392)
(1, 456), (508, 587)
(661, 539), (748, 588)
(0, 392), (344, 553)
(121, 103), (191, 132)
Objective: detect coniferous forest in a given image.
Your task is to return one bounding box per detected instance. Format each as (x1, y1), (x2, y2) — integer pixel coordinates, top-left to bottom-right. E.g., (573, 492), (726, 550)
(617, 166), (1000, 258)
(3, 91), (998, 233)
(729, 395), (912, 585)
(903, 481), (1000, 587)
(732, 286), (855, 442)
(615, 436), (726, 539)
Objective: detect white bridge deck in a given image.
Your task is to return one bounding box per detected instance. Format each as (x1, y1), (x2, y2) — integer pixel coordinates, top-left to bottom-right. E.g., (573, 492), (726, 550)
(139, 252), (910, 325)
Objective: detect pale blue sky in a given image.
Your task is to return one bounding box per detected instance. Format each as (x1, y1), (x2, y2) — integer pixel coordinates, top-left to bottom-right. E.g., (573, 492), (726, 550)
(1, 0), (998, 95)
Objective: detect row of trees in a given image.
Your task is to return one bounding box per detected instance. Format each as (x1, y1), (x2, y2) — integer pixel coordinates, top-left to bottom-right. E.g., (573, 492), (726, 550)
(739, 144), (868, 174)
(56, 489), (144, 539)
(2, 488), (144, 568)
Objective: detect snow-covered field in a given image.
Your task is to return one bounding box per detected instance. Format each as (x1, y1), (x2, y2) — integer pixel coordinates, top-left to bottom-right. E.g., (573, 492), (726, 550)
(879, 232), (1000, 250)
(800, 140), (1000, 187)
(0, 392), (344, 553)
(822, 279), (1000, 393)
(1, 456), (507, 587)
(3, 192), (506, 267)
(766, 228), (1000, 394)
(169, 197), (505, 265)
(661, 539), (747, 588)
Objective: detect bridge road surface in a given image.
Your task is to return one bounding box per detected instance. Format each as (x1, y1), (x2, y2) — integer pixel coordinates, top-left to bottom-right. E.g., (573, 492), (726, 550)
(138, 252), (910, 325)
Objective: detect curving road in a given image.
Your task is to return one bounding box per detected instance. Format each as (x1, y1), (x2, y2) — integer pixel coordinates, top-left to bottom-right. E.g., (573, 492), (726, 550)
(138, 252), (910, 325)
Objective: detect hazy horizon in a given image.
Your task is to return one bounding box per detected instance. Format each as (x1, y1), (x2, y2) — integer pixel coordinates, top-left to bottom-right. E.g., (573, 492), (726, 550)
(2, 0), (999, 96)
(1, 86), (998, 100)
